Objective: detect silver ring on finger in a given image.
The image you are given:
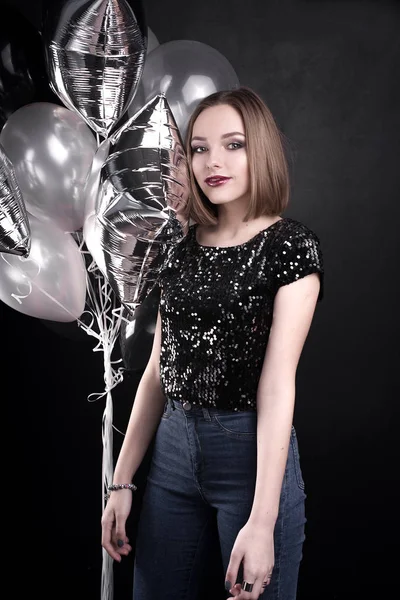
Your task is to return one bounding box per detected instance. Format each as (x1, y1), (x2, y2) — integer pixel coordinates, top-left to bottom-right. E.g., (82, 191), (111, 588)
(242, 581), (255, 592)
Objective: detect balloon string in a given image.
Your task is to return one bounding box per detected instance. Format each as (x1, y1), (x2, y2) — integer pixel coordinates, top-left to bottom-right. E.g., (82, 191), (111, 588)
(101, 550), (114, 600)
(101, 387), (115, 600)
(74, 233), (122, 600)
(79, 250), (120, 600)
(2, 235), (124, 401)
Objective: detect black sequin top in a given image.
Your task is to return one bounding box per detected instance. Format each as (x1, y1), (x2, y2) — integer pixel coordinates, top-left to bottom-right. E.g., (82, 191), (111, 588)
(158, 217), (324, 411)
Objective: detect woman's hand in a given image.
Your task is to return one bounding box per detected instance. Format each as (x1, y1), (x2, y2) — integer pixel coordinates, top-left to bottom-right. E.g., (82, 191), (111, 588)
(101, 489), (133, 562)
(225, 522), (275, 599)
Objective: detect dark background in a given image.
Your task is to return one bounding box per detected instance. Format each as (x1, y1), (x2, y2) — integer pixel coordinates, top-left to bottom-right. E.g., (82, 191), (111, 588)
(2, 0), (399, 598)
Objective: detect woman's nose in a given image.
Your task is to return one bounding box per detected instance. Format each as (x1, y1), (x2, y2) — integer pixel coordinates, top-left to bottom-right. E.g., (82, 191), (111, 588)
(206, 153), (222, 170)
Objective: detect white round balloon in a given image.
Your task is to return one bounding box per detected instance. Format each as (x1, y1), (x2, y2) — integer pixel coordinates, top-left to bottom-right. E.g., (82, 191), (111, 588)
(138, 40), (240, 140)
(0, 102), (97, 233)
(0, 214), (86, 322)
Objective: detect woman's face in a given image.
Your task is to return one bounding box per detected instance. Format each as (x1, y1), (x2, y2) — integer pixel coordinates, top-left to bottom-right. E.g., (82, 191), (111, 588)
(190, 104), (250, 210)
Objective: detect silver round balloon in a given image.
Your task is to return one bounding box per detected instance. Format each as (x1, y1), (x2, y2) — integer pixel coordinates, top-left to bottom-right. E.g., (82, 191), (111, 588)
(147, 27), (159, 54)
(84, 94), (189, 309)
(0, 143), (31, 256)
(0, 102), (97, 233)
(136, 40), (240, 139)
(42, 0), (147, 138)
(0, 214), (86, 321)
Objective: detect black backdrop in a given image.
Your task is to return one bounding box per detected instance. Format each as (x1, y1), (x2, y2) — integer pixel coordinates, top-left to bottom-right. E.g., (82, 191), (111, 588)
(2, 0), (399, 598)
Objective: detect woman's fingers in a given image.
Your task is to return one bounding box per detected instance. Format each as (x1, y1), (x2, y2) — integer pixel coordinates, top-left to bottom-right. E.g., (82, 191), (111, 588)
(101, 510), (133, 561)
(101, 513), (121, 561)
(261, 573), (272, 594)
(230, 578), (269, 598)
(114, 515), (129, 551)
(112, 518), (133, 559)
(229, 583), (242, 597)
(116, 540), (133, 556)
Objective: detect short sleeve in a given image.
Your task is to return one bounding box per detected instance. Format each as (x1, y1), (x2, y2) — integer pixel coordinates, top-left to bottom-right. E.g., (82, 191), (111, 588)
(274, 228), (324, 301)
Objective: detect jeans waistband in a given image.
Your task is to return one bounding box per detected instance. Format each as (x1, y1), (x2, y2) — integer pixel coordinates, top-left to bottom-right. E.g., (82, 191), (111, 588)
(165, 397), (257, 417)
(167, 397), (213, 416)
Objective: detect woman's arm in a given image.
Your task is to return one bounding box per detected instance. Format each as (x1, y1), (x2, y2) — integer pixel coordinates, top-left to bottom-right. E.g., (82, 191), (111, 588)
(249, 272), (321, 528)
(102, 308), (165, 561)
(224, 272), (322, 596)
(112, 308), (165, 484)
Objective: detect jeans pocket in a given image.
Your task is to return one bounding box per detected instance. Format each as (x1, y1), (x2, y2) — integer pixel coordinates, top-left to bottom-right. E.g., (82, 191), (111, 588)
(290, 426), (305, 490)
(161, 400), (171, 420)
(213, 412), (257, 439)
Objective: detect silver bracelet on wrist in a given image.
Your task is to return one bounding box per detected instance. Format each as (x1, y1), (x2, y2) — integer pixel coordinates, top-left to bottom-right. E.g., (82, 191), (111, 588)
(104, 483), (137, 502)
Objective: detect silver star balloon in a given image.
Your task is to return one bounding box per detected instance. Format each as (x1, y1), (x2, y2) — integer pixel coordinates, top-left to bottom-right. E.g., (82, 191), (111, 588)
(0, 143), (31, 257)
(43, 0), (147, 138)
(85, 93), (189, 309)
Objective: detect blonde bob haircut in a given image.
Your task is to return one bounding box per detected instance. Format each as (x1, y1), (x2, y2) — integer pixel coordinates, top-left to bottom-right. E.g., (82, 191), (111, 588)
(183, 86), (290, 226)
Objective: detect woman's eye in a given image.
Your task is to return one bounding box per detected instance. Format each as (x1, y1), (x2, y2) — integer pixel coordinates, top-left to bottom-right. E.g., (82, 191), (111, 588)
(228, 142), (243, 150)
(191, 146), (207, 153)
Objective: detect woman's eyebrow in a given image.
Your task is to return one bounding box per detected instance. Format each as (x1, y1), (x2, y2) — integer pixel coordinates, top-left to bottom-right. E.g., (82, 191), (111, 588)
(191, 131), (245, 142)
(221, 131), (245, 139)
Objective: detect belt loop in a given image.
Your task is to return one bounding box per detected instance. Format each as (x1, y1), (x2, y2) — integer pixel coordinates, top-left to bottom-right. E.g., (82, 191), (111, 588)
(167, 397), (176, 411)
(202, 408), (211, 421)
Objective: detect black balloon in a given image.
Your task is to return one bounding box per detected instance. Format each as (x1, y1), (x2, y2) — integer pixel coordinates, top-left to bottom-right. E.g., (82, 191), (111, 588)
(0, 3), (58, 130)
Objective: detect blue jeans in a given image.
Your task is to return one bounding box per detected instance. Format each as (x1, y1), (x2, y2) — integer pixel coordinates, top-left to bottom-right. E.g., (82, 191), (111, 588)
(133, 399), (306, 600)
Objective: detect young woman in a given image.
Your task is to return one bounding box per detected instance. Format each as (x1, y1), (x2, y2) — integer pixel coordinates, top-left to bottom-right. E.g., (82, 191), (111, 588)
(101, 87), (324, 600)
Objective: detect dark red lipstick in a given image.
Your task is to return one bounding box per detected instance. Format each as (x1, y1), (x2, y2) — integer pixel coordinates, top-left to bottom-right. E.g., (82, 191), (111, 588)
(205, 176), (231, 187)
